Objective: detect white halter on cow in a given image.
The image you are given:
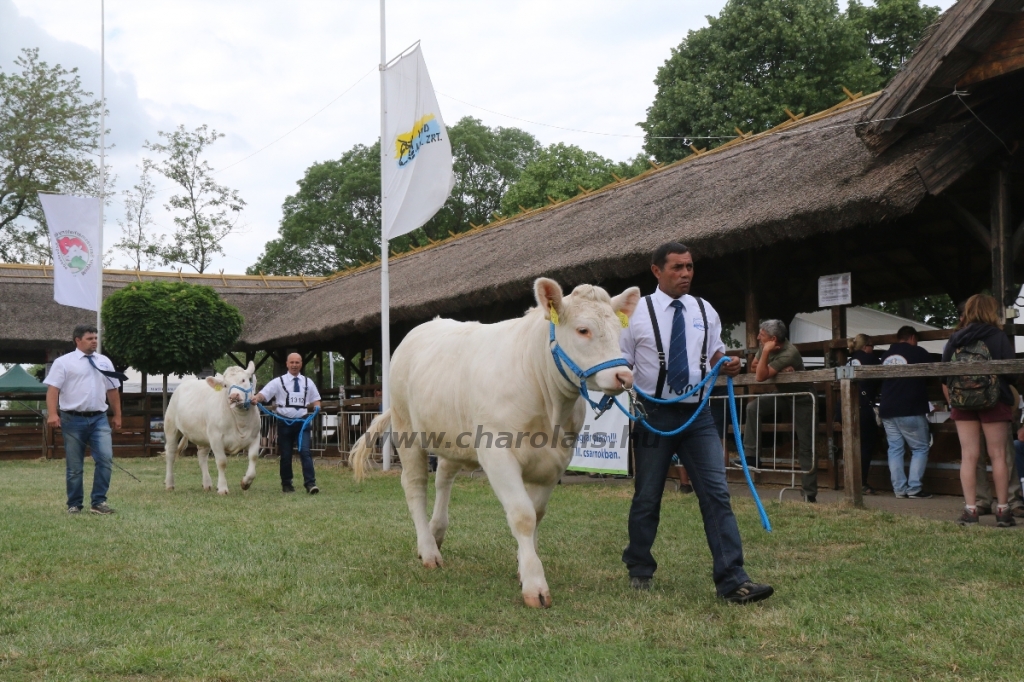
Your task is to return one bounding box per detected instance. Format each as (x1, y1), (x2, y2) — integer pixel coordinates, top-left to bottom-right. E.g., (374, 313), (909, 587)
(351, 278), (639, 608)
(164, 362), (262, 494)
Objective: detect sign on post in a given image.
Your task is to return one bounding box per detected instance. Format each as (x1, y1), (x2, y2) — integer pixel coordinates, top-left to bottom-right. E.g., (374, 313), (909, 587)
(567, 407), (630, 475)
(818, 273), (852, 307)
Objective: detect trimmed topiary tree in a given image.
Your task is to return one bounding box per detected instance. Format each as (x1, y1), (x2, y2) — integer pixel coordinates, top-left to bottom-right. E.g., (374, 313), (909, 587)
(102, 281), (244, 410)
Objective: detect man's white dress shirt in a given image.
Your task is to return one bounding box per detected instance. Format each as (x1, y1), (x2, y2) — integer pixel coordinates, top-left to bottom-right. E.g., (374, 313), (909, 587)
(44, 349), (120, 412)
(619, 288), (726, 402)
(260, 373), (322, 419)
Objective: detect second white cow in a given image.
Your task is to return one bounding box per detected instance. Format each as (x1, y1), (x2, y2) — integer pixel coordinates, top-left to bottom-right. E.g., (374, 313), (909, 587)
(164, 362), (261, 494)
(351, 278), (639, 608)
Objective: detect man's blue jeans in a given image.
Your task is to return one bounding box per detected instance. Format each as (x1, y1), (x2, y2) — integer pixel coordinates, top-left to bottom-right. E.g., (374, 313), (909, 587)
(278, 421), (316, 489)
(61, 412), (113, 509)
(882, 415), (930, 495)
(623, 399), (750, 596)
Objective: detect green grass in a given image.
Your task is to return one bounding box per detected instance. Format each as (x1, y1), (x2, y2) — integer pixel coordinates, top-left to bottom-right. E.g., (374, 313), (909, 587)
(1, 458), (1022, 681)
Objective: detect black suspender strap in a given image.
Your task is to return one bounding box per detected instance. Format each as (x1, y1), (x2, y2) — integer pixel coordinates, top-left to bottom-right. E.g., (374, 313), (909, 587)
(645, 295), (667, 399)
(695, 296), (709, 400)
(279, 375), (309, 406)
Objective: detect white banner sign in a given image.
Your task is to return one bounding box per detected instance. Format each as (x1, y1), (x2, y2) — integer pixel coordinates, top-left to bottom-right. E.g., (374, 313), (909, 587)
(567, 405), (630, 475)
(39, 193), (102, 311)
(381, 44), (455, 240)
(818, 272), (852, 307)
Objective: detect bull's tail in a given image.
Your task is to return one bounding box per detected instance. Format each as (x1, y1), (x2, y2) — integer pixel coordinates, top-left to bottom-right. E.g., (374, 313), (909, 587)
(350, 410), (392, 483)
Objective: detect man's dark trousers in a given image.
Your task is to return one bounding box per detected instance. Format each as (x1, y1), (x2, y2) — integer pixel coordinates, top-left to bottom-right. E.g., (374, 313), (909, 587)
(278, 421), (316, 489)
(623, 399), (750, 596)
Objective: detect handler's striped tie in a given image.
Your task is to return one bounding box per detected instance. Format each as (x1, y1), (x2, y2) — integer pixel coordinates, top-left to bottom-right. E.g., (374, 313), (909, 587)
(666, 300), (689, 396)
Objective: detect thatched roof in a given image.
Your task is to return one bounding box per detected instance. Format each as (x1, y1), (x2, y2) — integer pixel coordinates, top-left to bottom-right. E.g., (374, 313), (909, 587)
(0, 265), (319, 361)
(859, 0), (1024, 151)
(245, 93), (957, 349)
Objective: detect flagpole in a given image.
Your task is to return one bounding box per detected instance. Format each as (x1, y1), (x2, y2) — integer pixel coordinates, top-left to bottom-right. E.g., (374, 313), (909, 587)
(379, 0), (392, 470)
(97, 0), (105, 353)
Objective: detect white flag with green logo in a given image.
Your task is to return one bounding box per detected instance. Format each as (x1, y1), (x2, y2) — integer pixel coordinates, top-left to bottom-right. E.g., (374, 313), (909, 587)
(38, 193), (102, 311)
(381, 45), (455, 239)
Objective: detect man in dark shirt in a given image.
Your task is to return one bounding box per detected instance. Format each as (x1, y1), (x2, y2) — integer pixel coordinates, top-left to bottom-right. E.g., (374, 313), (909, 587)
(878, 326), (934, 499)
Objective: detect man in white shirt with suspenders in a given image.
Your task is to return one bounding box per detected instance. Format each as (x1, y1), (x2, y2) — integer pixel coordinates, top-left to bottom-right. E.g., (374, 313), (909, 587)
(619, 242), (774, 604)
(251, 353), (322, 494)
(44, 324), (125, 515)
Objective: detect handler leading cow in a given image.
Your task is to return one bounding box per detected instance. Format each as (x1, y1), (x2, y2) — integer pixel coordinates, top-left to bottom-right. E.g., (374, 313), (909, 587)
(351, 278), (639, 608)
(164, 362), (261, 494)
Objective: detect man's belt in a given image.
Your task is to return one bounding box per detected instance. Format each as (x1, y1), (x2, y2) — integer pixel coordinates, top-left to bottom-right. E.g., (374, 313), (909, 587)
(61, 410), (105, 417)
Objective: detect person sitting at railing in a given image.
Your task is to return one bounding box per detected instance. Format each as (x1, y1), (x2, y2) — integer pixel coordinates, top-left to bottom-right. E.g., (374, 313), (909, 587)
(848, 334), (882, 495)
(878, 326), (935, 500)
(942, 294), (1016, 528)
(743, 319), (816, 503)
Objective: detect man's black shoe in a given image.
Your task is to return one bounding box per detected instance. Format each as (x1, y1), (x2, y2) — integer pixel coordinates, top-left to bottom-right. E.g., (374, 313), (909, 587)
(907, 490), (932, 499)
(804, 494), (817, 504)
(722, 581), (774, 604)
(306, 484), (320, 495)
(282, 484), (295, 493)
(630, 576), (652, 591)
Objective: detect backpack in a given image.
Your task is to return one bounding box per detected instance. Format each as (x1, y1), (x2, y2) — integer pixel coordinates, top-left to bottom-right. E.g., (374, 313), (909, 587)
(947, 340), (1000, 410)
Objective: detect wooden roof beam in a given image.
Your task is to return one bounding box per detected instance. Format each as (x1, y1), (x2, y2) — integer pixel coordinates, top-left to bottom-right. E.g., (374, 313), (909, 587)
(945, 197), (991, 250)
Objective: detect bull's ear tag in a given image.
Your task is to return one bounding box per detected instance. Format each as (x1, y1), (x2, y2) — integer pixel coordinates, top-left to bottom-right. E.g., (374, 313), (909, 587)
(548, 304), (560, 326)
(617, 311), (630, 328)
(213, 384), (223, 392)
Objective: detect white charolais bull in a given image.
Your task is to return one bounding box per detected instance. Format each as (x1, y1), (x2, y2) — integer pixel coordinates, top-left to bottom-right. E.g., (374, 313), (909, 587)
(164, 362), (261, 494)
(351, 278), (639, 608)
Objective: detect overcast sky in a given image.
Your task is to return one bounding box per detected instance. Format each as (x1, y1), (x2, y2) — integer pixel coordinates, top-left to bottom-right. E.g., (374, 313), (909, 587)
(2, 0), (956, 275)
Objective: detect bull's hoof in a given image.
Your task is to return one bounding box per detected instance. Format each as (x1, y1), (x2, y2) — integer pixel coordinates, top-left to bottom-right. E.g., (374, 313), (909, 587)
(165, 486), (174, 492)
(240, 479), (251, 491)
(523, 592), (553, 609)
(203, 485), (212, 492)
(217, 489), (229, 496)
(418, 552), (443, 569)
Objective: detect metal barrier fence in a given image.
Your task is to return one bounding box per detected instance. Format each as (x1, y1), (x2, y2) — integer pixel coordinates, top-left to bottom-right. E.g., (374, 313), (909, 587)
(258, 409), (381, 464)
(711, 391), (818, 501)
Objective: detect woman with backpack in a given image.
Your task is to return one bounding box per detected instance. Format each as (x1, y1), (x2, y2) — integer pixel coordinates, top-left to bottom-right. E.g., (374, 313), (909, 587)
(942, 294), (1016, 528)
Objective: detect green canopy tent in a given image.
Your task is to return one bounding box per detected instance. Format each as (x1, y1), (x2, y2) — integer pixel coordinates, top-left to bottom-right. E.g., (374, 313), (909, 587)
(0, 365), (47, 394)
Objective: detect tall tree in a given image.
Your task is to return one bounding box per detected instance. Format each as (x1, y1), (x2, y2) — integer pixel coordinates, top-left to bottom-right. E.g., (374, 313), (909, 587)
(250, 118), (541, 276)
(847, 0), (941, 82)
(110, 166), (164, 270)
(500, 144), (648, 215)
(0, 48), (103, 262)
(145, 125), (245, 273)
(249, 142), (381, 276)
(640, 0), (880, 163)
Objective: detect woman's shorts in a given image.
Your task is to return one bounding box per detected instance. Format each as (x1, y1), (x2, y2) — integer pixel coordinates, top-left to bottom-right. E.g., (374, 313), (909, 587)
(950, 402), (1013, 423)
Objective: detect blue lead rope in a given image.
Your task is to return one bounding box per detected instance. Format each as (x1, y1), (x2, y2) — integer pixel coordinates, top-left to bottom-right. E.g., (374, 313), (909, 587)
(547, 321), (770, 531)
(257, 404), (320, 451)
(609, 356), (772, 532)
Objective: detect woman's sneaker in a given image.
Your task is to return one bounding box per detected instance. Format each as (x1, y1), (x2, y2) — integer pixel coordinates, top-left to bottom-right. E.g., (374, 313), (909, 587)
(995, 508), (1017, 528)
(957, 507), (979, 526)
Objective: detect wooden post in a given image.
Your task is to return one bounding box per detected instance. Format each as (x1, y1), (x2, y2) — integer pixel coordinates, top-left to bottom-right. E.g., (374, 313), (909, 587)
(140, 372), (147, 394)
(991, 168), (1014, 339)
(840, 377), (864, 507)
(831, 305), (848, 367)
(745, 252), (758, 369)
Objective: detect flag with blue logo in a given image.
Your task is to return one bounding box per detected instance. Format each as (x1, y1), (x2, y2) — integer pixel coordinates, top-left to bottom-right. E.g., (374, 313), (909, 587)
(381, 45), (455, 240)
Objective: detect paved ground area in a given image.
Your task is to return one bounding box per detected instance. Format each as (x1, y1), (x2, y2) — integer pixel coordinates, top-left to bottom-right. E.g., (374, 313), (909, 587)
(560, 472), (1023, 528)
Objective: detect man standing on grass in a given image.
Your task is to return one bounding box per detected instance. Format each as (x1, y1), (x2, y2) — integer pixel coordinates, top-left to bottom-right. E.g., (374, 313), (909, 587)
(44, 324), (123, 515)
(619, 241), (774, 604)
(251, 353), (322, 494)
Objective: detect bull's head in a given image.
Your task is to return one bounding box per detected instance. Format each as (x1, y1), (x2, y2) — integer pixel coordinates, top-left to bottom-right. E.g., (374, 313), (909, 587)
(206, 361), (257, 410)
(536, 278), (639, 396)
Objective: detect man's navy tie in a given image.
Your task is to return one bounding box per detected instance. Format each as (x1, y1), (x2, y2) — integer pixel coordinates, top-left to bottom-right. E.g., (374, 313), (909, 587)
(666, 300), (689, 395)
(85, 354), (129, 386)
(293, 376), (300, 392)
